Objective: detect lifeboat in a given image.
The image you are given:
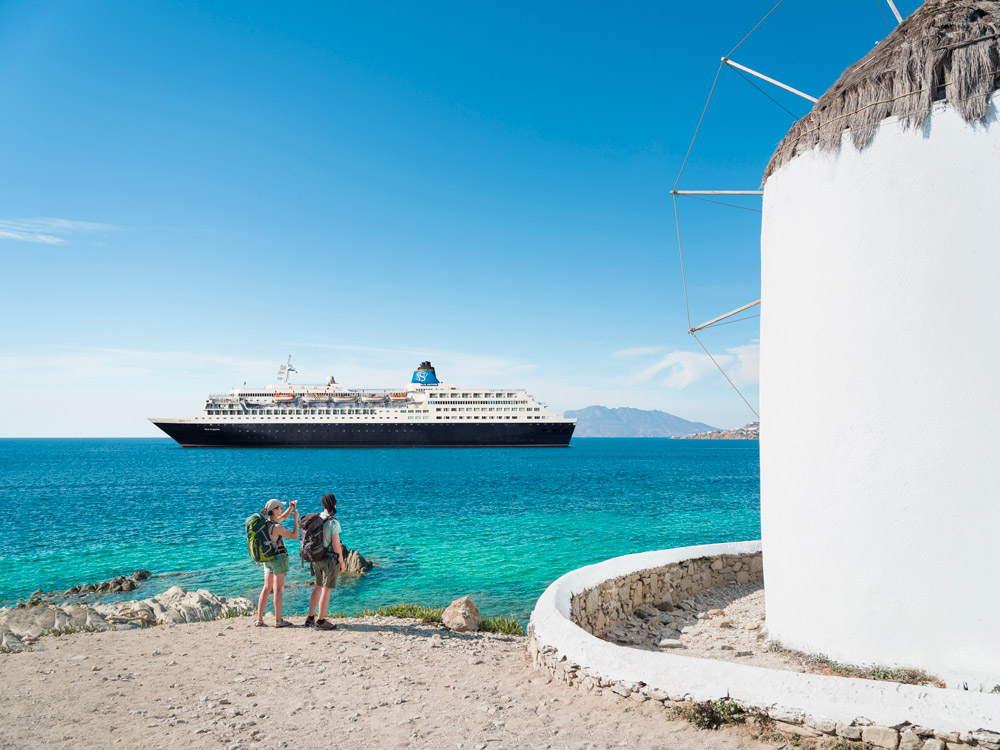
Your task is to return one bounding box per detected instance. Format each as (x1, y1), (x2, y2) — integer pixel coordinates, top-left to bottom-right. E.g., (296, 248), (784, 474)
(273, 393), (296, 403)
(302, 394), (330, 404)
(388, 393), (409, 401)
(360, 394), (387, 402)
(331, 394), (357, 403)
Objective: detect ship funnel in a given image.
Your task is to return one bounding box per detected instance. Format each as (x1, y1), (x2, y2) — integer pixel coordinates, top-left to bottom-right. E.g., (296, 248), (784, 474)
(411, 360), (439, 385)
(327, 375), (336, 386)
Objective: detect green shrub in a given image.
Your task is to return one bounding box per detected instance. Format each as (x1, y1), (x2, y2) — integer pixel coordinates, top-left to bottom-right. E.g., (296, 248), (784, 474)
(992, 684), (1000, 694)
(357, 603), (444, 623)
(673, 699), (744, 730)
(356, 603), (525, 634)
(480, 615), (525, 635)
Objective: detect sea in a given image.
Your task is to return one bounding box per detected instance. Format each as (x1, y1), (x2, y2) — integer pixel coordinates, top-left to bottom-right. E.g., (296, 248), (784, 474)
(0, 438), (759, 622)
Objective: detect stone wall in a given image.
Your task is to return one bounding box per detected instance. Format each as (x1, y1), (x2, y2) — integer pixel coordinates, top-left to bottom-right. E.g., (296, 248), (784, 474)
(528, 542), (999, 743)
(570, 552), (762, 639)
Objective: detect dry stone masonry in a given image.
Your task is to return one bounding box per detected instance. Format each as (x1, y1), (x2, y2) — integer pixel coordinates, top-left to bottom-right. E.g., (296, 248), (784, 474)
(571, 552), (762, 639)
(529, 550), (998, 747)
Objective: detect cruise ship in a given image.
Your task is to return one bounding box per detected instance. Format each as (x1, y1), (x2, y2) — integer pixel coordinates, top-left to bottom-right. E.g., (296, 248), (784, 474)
(150, 359), (576, 447)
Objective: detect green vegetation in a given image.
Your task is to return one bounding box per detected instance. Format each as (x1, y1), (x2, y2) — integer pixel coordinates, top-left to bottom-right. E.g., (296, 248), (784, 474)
(217, 608), (251, 620)
(355, 602), (525, 634)
(40, 624), (102, 637)
(0, 645), (33, 654)
(992, 684), (1000, 694)
(767, 642), (941, 686)
(672, 699), (745, 730)
(357, 603), (445, 623)
(480, 615), (525, 636)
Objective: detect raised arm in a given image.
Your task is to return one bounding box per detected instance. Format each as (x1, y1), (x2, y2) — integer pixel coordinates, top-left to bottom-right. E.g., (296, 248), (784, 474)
(273, 508), (300, 540)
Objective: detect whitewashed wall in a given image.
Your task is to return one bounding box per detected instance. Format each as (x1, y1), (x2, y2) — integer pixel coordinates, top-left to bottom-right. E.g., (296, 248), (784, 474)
(760, 93), (1000, 689)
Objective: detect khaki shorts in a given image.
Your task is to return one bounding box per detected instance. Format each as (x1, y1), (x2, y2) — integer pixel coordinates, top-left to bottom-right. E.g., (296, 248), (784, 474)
(263, 553), (290, 576)
(313, 557), (339, 589)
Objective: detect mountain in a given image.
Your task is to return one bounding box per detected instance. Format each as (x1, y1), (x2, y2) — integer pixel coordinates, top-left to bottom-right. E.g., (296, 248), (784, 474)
(563, 406), (718, 438)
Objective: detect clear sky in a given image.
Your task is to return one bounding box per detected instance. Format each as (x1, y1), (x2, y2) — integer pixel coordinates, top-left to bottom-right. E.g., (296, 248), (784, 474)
(0, 0), (920, 437)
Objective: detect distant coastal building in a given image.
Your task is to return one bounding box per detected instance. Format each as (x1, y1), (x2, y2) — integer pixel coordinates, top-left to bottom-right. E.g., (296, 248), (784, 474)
(760, 0), (1000, 687)
(680, 422), (758, 440)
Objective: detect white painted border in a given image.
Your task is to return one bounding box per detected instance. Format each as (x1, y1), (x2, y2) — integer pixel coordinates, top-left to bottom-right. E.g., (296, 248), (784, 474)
(529, 542), (999, 733)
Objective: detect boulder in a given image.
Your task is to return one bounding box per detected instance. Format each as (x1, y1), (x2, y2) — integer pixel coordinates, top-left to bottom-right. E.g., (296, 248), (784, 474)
(341, 546), (375, 574)
(442, 596), (481, 632)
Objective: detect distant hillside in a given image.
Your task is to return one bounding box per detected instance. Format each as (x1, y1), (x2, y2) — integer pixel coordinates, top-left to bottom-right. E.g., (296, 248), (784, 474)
(681, 422), (759, 440)
(564, 406), (717, 438)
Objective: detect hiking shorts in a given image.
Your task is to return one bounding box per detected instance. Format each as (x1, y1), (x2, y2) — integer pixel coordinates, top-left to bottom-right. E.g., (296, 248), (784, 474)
(313, 557), (339, 589)
(263, 553), (290, 577)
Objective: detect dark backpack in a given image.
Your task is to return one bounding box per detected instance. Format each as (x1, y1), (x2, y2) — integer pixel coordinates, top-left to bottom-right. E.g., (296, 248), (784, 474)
(246, 511), (278, 563)
(299, 513), (329, 564)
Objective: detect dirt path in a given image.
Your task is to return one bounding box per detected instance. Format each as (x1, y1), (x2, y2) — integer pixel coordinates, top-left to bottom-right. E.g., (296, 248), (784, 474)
(0, 615), (772, 750)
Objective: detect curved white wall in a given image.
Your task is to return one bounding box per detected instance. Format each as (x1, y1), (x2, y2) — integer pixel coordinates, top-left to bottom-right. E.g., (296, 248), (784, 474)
(760, 93), (1000, 688)
(529, 542), (1000, 732)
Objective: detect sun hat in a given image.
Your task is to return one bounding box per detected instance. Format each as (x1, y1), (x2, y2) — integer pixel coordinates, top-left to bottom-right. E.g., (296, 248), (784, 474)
(264, 499), (282, 513)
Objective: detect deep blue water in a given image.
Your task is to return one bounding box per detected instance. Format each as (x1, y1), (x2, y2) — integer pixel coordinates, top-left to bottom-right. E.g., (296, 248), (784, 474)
(0, 438), (759, 620)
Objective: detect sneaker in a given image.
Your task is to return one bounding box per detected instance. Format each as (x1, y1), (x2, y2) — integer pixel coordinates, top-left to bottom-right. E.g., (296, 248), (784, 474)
(304, 615), (315, 628)
(315, 619), (337, 630)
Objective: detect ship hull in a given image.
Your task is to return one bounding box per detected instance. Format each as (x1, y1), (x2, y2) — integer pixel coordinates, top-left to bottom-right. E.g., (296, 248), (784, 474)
(151, 420), (574, 447)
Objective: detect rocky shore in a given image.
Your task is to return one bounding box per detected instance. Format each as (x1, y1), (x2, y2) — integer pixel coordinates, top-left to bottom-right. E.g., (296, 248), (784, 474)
(680, 422), (759, 440)
(0, 585), (253, 652)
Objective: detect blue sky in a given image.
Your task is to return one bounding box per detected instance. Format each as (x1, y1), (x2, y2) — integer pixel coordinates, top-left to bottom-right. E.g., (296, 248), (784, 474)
(0, 1), (920, 436)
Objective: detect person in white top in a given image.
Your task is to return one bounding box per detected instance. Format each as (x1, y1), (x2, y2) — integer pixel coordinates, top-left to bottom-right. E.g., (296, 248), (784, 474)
(304, 492), (346, 630)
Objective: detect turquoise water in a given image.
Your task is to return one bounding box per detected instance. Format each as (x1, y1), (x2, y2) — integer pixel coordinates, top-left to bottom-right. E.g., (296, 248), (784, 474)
(0, 438), (759, 620)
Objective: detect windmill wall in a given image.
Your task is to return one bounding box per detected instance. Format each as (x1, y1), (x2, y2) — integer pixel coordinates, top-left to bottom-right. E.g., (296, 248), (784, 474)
(759, 92), (1000, 689)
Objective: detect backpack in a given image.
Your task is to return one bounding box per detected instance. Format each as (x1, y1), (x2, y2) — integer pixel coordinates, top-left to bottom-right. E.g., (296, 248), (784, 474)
(299, 513), (329, 564)
(246, 512), (278, 563)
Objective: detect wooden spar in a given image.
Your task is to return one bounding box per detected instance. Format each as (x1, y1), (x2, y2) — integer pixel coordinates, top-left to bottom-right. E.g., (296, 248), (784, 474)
(885, 0), (903, 24)
(688, 299), (761, 334)
(671, 190), (763, 195)
(722, 57), (819, 103)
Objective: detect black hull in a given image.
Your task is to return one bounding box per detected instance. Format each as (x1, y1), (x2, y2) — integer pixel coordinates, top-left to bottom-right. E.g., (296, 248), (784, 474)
(151, 420), (574, 447)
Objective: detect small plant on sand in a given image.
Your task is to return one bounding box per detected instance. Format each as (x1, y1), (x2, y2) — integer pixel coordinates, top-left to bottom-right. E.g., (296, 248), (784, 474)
(0, 645), (33, 654)
(479, 615), (525, 636)
(767, 643), (941, 686)
(672, 699), (744, 730)
(830, 742), (869, 750)
(357, 603), (445, 623)
(992, 684), (1000, 694)
(40, 624), (102, 637)
(218, 608), (251, 620)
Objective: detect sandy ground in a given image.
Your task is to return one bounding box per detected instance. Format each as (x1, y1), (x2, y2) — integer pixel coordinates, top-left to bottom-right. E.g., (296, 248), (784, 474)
(605, 582), (941, 685)
(0, 615), (774, 750)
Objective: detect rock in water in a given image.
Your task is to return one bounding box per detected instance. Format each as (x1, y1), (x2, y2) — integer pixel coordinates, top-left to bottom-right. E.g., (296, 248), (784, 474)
(341, 546), (375, 574)
(442, 596), (481, 632)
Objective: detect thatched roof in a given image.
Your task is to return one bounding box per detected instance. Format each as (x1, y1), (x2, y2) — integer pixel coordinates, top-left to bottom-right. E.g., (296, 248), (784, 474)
(764, 0), (1000, 181)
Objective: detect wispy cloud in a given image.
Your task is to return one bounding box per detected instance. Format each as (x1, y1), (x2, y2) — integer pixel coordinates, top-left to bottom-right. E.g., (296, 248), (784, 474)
(0, 346), (539, 390)
(612, 346), (665, 358)
(623, 341), (759, 389)
(0, 218), (119, 245)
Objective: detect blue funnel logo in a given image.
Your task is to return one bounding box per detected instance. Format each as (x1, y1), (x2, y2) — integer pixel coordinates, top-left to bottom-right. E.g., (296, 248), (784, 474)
(411, 361), (439, 384)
